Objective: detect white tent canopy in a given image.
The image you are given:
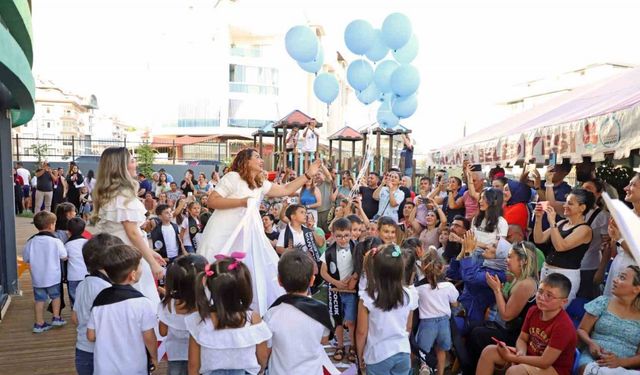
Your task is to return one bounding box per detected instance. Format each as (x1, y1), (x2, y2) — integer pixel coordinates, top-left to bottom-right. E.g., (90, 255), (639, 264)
(431, 67), (640, 166)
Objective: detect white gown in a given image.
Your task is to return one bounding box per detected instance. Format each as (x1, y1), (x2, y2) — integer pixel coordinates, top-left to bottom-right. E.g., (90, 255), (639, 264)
(95, 195), (160, 306)
(198, 172), (285, 316)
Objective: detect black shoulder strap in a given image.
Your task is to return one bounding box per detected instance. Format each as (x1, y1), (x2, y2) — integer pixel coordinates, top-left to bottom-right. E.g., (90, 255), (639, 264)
(586, 208), (602, 227)
(92, 284), (144, 309)
(28, 231), (58, 241)
(270, 294), (334, 331)
(284, 225), (293, 249)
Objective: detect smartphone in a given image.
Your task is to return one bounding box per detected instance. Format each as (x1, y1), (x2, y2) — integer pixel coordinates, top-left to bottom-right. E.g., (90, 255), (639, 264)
(470, 164), (482, 172)
(491, 337), (517, 353)
(537, 201), (549, 211)
(548, 152), (557, 167)
(187, 192), (193, 197)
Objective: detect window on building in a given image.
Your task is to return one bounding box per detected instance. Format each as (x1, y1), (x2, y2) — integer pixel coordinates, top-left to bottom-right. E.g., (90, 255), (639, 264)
(229, 64), (279, 95)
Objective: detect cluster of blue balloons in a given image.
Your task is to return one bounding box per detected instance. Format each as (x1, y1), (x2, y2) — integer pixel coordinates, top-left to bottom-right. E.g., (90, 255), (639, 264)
(344, 13), (420, 129)
(285, 25), (339, 105)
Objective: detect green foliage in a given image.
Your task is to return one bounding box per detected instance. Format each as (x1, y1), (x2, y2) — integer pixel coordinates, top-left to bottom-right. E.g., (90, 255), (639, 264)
(596, 159), (634, 197)
(135, 143), (156, 178)
(29, 143), (49, 164)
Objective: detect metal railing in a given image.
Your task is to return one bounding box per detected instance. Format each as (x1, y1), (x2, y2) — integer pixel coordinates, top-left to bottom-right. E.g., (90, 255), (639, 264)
(11, 134), (249, 164)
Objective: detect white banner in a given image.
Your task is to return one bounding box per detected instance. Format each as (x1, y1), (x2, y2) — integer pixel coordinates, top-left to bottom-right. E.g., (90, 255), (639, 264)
(431, 104), (640, 166)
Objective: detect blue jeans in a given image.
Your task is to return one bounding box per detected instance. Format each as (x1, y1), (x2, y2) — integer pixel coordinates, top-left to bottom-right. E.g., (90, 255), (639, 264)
(68, 280), (81, 306)
(167, 360), (188, 375)
(75, 348), (93, 375)
(416, 316), (453, 352)
(33, 284), (61, 302)
(366, 352), (411, 375)
(184, 245), (195, 254)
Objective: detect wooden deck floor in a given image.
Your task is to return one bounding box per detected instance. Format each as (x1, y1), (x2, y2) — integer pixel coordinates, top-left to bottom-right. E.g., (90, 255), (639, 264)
(0, 217), (167, 375)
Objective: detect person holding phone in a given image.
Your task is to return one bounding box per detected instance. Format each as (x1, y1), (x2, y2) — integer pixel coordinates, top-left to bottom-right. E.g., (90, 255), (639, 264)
(34, 161), (55, 213)
(534, 188), (594, 305)
(180, 169), (195, 196)
(372, 171), (405, 223)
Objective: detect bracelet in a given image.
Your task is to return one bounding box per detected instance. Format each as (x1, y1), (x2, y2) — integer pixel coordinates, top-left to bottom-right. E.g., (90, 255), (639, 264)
(545, 183), (555, 188)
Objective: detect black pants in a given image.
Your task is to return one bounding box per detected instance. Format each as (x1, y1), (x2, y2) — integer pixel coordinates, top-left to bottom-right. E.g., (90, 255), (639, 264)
(460, 321), (518, 375)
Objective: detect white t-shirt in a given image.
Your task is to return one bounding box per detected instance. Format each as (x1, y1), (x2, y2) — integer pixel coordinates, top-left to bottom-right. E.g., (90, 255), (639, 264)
(87, 295), (157, 375)
(185, 311), (272, 375)
(276, 225), (305, 249)
(581, 208), (610, 270)
(416, 281), (459, 319)
(161, 224), (180, 258)
(180, 217), (200, 247)
(360, 286), (419, 365)
(74, 275), (111, 352)
(300, 129), (318, 153)
(473, 216), (509, 247)
(16, 167), (30, 186)
(157, 301), (189, 361)
(320, 247), (354, 280)
(375, 187), (405, 222)
(65, 238), (89, 282)
(604, 244), (637, 297)
(264, 302), (330, 375)
(22, 234), (67, 288)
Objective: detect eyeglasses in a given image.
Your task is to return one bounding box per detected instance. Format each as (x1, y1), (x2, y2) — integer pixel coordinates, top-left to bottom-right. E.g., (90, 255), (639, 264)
(535, 289), (565, 300)
(334, 234), (351, 239)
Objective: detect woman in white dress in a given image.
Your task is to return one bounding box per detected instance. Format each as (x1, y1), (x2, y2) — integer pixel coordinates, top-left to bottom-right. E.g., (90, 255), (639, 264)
(198, 148), (321, 315)
(92, 147), (166, 305)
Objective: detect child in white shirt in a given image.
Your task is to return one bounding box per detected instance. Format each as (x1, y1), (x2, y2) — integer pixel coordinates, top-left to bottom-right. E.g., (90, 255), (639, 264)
(356, 244), (419, 374)
(87, 244), (158, 375)
(179, 201), (201, 253)
(186, 253), (271, 375)
(65, 217), (89, 306)
(264, 250), (333, 374)
(158, 254), (207, 375)
(415, 249), (459, 375)
(23, 211), (68, 333)
(72, 233), (123, 375)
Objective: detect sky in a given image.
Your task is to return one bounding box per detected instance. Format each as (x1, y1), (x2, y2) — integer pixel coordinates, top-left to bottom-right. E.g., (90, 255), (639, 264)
(31, 0), (640, 152)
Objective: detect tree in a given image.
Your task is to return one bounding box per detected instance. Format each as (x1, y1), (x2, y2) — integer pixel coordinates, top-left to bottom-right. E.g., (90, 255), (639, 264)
(30, 143), (49, 165)
(135, 143), (156, 178)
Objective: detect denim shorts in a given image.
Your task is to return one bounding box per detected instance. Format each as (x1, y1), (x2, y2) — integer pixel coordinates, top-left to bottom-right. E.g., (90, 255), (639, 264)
(340, 292), (357, 323)
(75, 348), (94, 375)
(416, 316), (452, 352)
(366, 352), (411, 375)
(33, 284), (61, 302)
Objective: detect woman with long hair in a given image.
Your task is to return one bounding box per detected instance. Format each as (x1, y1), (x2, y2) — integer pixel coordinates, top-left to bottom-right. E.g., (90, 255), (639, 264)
(155, 171), (170, 197)
(534, 187), (594, 305)
(299, 178), (321, 222)
(92, 147), (166, 305)
(472, 187), (508, 249)
(51, 168), (67, 214)
(66, 163), (84, 211)
(198, 148), (321, 314)
(85, 169), (96, 194)
(577, 265), (640, 374)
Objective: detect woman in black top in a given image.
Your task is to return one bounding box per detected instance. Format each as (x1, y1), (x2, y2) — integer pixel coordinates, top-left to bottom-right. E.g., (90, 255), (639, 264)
(66, 163), (84, 211)
(261, 214), (280, 250)
(51, 168), (67, 214)
(180, 169), (195, 196)
(534, 187), (594, 305)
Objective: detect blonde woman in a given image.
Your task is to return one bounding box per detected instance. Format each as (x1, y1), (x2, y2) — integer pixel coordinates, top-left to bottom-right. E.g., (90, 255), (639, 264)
(92, 147), (166, 305)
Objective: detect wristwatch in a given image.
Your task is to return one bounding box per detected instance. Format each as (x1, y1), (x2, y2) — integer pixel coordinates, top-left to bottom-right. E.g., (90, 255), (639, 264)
(616, 238), (625, 248)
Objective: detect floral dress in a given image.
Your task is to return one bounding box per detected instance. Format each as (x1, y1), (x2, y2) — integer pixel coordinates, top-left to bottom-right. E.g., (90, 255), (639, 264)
(579, 296), (640, 366)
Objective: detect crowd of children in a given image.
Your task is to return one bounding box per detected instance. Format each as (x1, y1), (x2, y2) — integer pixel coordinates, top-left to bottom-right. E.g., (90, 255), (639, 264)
(19, 160), (640, 375)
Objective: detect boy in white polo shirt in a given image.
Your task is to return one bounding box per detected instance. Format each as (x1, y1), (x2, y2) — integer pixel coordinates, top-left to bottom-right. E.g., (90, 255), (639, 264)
(23, 210), (68, 333)
(72, 233), (123, 375)
(87, 244), (158, 375)
(65, 217), (89, 306)
(264, 249), (333, 375)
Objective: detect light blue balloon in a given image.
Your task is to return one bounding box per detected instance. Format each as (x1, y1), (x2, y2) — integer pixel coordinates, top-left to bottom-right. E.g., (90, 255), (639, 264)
(347, 59), (374, 92)
(313, 73), (339, 104)
(381, 13), (412, 50)
(390, 64), (420, 97)
(344, 20), (375, 55)
(391, 93), (418, 119)
(357, 82), (381, 105)
(285, 25), (319, 63)
(373, 60), (399, 93)
(392, 34), (419, 63)
(298, 46), (324, 73)
(365, 29), (389, 62)
(377, 101), (399, 129)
